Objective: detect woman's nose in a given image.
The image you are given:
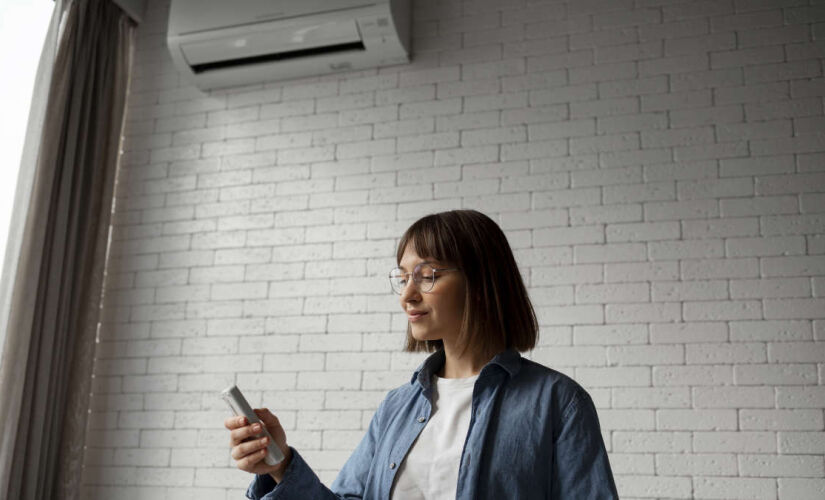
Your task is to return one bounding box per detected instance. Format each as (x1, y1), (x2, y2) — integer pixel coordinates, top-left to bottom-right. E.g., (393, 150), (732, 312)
(399, 278), (421, 303)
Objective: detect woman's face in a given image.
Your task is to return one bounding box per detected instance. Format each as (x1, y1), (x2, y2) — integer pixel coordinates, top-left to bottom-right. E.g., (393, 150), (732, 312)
(398, 245), (466, 344)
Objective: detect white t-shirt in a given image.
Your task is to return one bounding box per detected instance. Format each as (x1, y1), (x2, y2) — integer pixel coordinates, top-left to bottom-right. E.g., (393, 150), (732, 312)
(390, 373), (479, 500)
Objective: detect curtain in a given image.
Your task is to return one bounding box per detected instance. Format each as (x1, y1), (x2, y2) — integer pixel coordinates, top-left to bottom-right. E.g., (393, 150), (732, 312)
(0, 0), (135, 498)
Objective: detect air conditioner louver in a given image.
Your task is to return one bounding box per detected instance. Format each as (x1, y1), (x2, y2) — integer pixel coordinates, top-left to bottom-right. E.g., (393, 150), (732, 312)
(189, 41), (366, 73)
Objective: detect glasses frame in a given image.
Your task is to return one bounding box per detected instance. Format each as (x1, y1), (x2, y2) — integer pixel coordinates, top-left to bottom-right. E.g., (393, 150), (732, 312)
(388, 263), (459, 294)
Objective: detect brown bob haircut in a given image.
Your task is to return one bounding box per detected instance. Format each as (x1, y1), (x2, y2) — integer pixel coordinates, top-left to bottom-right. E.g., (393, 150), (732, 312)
(396, 209), (538, 362)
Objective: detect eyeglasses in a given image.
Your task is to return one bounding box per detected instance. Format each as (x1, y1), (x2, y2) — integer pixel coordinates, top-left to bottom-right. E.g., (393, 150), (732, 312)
(389, 263), (459, 294)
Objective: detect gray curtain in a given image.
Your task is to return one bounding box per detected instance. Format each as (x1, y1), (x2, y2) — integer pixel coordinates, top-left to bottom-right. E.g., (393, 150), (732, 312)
(0, 0), (135, 498)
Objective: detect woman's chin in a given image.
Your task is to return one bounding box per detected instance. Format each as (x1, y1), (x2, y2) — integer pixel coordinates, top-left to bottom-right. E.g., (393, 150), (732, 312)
(411, 332), (430, 342)
(410, 327), (438, 343)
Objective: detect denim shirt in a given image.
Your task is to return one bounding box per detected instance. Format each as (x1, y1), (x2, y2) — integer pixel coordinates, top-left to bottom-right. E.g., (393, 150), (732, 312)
(246, 348), (619, 499)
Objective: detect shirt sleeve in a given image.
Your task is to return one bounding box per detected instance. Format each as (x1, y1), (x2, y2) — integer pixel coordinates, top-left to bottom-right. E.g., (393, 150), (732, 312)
(245, 397), (388, 500)
(550, 388), (619, 500)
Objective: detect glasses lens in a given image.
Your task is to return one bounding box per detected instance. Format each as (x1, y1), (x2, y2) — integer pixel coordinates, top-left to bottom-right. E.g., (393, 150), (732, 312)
(389, 268), (406, 294)
(415, 264), (436, 292)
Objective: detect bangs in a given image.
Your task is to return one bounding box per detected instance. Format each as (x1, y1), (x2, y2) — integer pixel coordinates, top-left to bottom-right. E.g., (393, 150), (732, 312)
(396, 214), (460, 266)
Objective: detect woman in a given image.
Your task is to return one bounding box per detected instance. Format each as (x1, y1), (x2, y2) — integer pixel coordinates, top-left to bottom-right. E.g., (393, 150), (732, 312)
(225, 209), (619, 499)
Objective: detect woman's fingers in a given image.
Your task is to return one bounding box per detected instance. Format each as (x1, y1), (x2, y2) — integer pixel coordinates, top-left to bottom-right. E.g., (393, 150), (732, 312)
(224, 415), (246, 430)
(225, 408), (285, 474)
(229, 421), (264, 446)
(231, 435), (269, 460)
(237, 447), (268, 471)
(254, 408), (281, 430)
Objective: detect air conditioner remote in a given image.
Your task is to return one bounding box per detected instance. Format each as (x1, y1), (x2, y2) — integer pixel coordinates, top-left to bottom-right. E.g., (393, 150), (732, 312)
(221, 385), (285, 466)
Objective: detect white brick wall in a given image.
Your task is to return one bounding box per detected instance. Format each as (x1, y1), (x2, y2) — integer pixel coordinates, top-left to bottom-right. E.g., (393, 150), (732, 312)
(81, 0), (825, 498)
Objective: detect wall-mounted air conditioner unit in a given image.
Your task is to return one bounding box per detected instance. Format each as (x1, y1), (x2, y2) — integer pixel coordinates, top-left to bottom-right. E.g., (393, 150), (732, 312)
(167, 0), (411, 90)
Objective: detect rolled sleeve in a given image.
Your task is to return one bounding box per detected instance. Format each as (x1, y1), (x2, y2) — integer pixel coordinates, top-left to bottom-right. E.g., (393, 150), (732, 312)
(245, 446), (317, 500)
(246, 470), (277, 499)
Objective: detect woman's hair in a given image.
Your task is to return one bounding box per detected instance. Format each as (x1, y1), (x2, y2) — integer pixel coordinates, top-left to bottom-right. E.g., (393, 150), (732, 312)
(396, 209), (538, 361)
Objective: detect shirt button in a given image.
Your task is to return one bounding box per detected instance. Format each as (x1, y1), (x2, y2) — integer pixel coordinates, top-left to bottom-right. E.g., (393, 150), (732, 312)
(417, 417), (426, 423)
(390, 462), (397, 469)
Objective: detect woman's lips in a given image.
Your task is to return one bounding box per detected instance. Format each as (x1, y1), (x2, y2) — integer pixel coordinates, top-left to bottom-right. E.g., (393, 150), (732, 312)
(407, 312), (427, 322)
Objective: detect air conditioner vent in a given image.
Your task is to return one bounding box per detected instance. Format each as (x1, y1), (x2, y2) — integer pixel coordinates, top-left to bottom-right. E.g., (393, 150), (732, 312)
(191, 41), (365, 73)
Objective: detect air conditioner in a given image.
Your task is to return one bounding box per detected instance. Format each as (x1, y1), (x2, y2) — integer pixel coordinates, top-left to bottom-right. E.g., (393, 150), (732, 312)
(166, 0), (411, 90)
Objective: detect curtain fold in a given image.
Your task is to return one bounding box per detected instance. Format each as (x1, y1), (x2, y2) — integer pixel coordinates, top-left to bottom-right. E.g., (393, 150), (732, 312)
(0, 0), (135, 498)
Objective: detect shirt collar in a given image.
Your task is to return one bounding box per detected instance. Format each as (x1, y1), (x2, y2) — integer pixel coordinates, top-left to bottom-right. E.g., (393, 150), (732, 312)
(409, 347), (522, 389)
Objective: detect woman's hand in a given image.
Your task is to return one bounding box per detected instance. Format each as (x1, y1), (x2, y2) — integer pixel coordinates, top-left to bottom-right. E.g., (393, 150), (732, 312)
(225, 408), (293, 483)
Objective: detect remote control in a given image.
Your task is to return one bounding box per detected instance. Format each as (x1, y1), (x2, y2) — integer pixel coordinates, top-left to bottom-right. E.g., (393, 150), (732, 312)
(221, 385), (285, 466)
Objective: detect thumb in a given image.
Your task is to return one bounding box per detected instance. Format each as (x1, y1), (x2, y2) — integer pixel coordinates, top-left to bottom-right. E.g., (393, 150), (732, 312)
(254, 408), (280, 428)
